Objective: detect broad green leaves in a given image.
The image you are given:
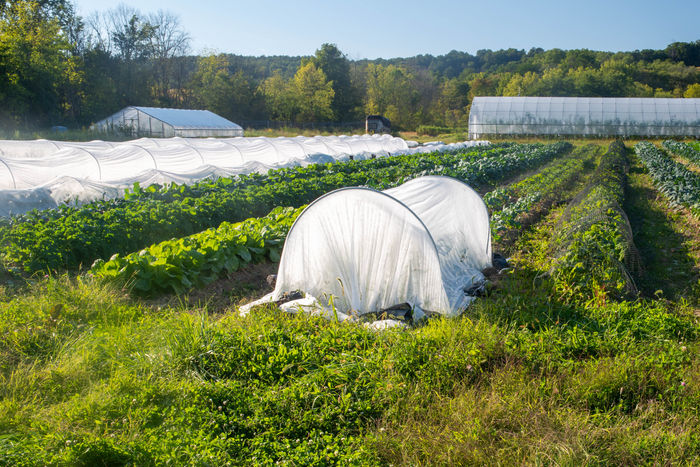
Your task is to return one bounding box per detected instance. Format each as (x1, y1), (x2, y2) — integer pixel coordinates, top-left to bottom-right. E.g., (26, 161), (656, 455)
(91, 206), (304, 295)
(636, 142), (700, 213)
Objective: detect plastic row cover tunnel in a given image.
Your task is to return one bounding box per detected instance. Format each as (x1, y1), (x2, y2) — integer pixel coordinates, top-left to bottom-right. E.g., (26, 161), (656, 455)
(0, 134), (408, 190)
(241, 176), (492, 321)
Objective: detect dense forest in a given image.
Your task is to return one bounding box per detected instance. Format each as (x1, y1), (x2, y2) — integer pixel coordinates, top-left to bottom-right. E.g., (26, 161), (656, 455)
(1, 0), (699, 131)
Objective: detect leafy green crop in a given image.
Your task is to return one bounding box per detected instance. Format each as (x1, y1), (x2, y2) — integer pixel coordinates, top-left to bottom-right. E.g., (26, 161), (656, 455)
(662, 140), (700, 166)
(635, 141), (700, 213)
(1, 142), (572, 273)
(91, 207), (303, 295)
(485, 146), (596, 242)
(550, 141), (637, 303)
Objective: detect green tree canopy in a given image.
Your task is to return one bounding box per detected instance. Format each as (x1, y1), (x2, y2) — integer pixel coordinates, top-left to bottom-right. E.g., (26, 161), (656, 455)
(190, 53), (255, 121)
(292, 62), (334, 122)
(0, 0), (82, 127)
(310, 43), (359, 121)
(258, 70), (296, 121)
(365, 64), (420, 129)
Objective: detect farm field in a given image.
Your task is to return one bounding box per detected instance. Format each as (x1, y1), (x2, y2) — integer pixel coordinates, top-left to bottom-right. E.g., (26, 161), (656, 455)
(1, 140), (700, 465)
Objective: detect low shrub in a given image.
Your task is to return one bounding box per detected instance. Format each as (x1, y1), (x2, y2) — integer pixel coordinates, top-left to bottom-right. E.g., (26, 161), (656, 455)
(416, 125), (460, 136)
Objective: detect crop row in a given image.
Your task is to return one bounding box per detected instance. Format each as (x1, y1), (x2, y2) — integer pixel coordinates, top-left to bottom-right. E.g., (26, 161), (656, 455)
(1, 142), (572, 273)
(485, 146), (598, 242)
(91, 207), (303, 295)
(661, 140), (700, 166)
(635, 142), (700, 213)
(550, 141), (637, 303)
(90, 143), (574, 296)
(0, 144), (510, 273)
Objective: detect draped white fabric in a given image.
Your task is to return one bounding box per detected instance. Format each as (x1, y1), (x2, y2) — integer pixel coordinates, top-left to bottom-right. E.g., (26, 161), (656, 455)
(271, 187), (452, 316)
(385, 176), (491, 311)
(0, 135), (489, 216)
(269, 177), (491, 317)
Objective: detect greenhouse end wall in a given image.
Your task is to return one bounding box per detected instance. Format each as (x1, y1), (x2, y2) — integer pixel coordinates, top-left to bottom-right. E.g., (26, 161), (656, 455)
(468, 97), (700, 139)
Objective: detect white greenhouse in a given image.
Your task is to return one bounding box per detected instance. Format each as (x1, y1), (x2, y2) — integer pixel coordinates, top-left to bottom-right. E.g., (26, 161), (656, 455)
(92, 106), (244, 138)
(468, 97), (700, 138)
(242, 176), (492, 322)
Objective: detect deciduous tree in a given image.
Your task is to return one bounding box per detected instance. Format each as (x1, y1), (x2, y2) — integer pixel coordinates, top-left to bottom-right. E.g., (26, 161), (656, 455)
(190, 54), (255, 121)
(291, 62), (334, 122)
(0, 0), (82, 127)
(310, 43), (359, 121)
(365, 64), (420, 129)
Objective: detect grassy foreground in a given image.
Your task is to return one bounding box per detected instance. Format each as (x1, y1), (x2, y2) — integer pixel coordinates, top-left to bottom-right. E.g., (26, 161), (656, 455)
(1, 258), (699, 465)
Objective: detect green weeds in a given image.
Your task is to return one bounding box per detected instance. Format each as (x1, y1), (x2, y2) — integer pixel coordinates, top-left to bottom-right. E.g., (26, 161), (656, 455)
(2, 255), (700, 464)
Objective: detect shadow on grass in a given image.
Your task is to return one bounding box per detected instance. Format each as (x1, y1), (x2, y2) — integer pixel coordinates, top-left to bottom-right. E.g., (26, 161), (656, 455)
(624, 164), (700, 302)
(464, 266), (605, 335)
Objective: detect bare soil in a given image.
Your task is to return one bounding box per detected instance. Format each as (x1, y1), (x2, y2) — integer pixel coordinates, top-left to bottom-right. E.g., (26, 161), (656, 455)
(146, 262), (278, 314)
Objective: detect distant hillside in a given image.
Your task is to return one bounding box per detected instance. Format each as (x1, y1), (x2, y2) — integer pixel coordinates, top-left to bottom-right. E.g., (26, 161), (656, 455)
(0, 1), (697, 130)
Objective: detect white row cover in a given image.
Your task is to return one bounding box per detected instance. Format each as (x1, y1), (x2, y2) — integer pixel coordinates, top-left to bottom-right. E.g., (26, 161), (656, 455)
(0, 134), (408, 187)
(469, 96), (700, 138)
(0, 136), (489, 216)
(242, 176), (492, 320)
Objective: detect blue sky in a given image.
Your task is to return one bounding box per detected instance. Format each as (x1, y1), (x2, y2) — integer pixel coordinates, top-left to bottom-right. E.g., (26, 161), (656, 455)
(73, 0), (700, 59)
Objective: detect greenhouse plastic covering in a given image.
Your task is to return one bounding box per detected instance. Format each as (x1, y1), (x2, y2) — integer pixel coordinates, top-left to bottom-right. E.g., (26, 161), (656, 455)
(0, 136), (489, 216)
(469, 97), (700, 138)
(241, 176), (491, 320)
(92, 106), (244, 138)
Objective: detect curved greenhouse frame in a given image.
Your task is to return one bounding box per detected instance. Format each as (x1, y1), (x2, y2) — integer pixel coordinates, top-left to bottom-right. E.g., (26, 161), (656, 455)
(271, 187), (451, 315)
(385, 175), (492, 270)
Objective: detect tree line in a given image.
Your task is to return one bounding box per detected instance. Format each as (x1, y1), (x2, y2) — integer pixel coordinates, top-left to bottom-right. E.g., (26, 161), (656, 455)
(1, 0), (699, 131)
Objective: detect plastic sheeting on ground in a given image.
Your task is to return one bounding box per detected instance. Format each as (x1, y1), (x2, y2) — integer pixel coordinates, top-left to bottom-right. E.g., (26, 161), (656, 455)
(240, 176), (491, 321)
(0, 136), (489, 216)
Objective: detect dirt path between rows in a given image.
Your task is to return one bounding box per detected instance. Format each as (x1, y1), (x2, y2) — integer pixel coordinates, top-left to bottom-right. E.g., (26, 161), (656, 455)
(147, 261), (278, 314)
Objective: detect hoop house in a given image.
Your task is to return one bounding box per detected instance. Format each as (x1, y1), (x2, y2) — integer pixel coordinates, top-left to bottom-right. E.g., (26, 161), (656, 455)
(469, 97), (700, 138)
(265, 176), (492, 317)
(92, 106), (244, 138)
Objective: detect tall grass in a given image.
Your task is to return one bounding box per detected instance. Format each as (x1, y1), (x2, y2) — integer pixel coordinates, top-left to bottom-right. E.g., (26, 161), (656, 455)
(1, 266), (699, 464)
